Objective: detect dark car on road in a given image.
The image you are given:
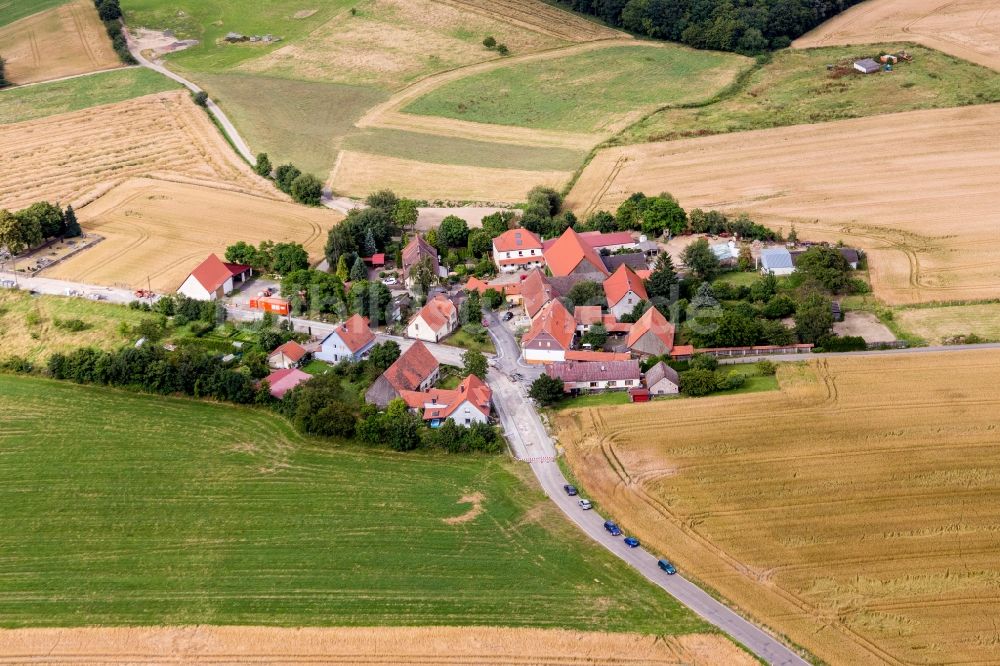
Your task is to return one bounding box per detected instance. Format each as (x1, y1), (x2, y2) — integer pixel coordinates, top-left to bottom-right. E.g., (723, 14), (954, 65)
(623, 536), (640, 548)
(658, 559), (677, 575)
(603, 520), (621, 536)
(563, 484), (578, 496)
(502, 311), (514, 321)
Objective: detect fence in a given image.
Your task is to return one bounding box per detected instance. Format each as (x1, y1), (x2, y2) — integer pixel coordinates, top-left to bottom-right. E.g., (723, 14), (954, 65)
(696, 344), (814, 358)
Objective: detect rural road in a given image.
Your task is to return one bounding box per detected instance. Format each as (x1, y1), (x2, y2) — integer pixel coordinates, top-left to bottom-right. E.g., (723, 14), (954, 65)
(124, 29), (255, 164)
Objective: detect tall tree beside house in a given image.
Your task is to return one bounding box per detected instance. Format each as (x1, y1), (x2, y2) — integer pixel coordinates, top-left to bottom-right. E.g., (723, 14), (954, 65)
(794, 292), (834, 344)
(481, 210), (516, 239)
(226, 241), (260, 268)
(438, 215), (469, 249)
(272, 242), (309, 275)
(467, 228), (491, 258)
(410, 255), (436, 299)
(350, 256), (368, 281)
(348, 280), (392, 324)
(254, 153), (272, 178)
(681, 237), (721, 281)
(580, 323), (607, 349)
(382, 399), (422, 451)
(393, 198), (419, 233)
(529, 374), (564, 406)
(367, 341), (401, 376)
(62, 205), (81, 238)
(566, 280), (606, 308)
(460, 290), (482, 325)
(640, 194), (687, 238)
(646, 252), (678, 301)
(366, 189), (398, 213)
(462, 349), (488, 380)
(324, 222), (358, 268)
(796, 245), (853, 293)
(335, 255), (350, 282)
(361, 228), (378, 257)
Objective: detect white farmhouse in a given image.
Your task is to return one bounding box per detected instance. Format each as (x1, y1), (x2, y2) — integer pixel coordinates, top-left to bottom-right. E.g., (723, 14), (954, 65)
(315, 314), (376, 363)
(492, 228), (544, 273)
(176, 254), (252, 301)
(406, 294), (458, 342)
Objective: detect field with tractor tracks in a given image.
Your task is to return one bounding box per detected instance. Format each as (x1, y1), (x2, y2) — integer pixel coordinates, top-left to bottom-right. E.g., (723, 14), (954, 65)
(794, 0), (1000, 73)
(555, 351), (1000, 665)
(0, 90), (274, 212)
(567, 104), (1000, 305)
(46, 178), (339, 292)
(0, 0), (120, 85)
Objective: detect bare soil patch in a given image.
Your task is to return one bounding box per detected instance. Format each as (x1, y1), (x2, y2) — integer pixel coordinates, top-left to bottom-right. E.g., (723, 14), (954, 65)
(556, 351), (1000, 664)
(442, 491), (485, 524)
(0, 0), (120, 84)
(292, 9), (318, 19)
(832, 311), (895, 343)
(47, 178), (340, 292)
(0, 626), (753, 665)
(0, 90), (274, 211)
(794, 0), (1000, 72)
(332, 151), (570, 203)
(567, 105), (1000, 305)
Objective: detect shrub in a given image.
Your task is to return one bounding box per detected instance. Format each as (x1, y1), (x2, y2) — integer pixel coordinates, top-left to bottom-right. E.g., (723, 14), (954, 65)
(755, 360), (777, 376)
(680, 368), (717, 396)
(192, 91), (209, 107)
(54, 318), (89, 332)
(483, 36), (496, 48)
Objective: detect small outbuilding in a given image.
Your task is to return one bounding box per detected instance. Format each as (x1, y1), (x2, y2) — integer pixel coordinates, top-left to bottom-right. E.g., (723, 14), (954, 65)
(760, 247), (795, 276)
(853, 59), (881, 75)
(644, 361), (680, 396)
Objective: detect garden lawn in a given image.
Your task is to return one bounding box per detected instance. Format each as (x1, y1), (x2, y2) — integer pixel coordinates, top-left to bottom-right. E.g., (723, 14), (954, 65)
(445, 327), (496, 354)
(0, 375), (706, 632)
(620, 44), (1000, 144)
(0, 68), (180, 125)
(403, 44), (750, 133)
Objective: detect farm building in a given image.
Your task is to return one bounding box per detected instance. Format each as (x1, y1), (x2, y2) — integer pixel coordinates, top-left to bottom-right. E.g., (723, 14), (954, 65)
(670, 344), (696, 361)
(573, 305), (603, 332)
(407, 294), (459, 342)
(399, 374), (492, 427)
(839, 248), (861, 269)
(711, 240), (740, 266)
(268, 340), (307, 369)
(401, 235), (440, 291)
(315, 314), (376, 363)
(263, 368), (311, 399)
(521, 269), (556, 319)
(645, 361), (680, 395)
(492, 228), (545, 273)
(604, 265), (648, 319)
(854, 58), (881, 74)
(626, 307), (675, 356)
(176, 254), (252, 301)
(542, 228), (610, 277)
(522, 299), (576, 364)
(546, 360), (641, 393)
(602, 252), (648, 274)
(365, 341), (440, 408)
(760, 247), (795, 276)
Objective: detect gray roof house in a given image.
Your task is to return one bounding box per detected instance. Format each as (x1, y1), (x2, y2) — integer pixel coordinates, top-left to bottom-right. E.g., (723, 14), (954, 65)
(645, 361), (680, 395)
(760, 247), (795, 275)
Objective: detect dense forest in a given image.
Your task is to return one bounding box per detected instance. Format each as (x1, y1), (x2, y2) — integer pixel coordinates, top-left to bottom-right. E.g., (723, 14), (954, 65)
(554, 0), (866, 54)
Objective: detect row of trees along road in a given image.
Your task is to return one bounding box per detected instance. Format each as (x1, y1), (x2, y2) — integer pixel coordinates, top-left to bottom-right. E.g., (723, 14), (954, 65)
(0, 202), (81, 264)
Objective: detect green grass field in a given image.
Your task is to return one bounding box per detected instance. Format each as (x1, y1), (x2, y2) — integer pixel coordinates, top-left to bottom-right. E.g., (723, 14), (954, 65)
(403, 45), (751, 133)
(619, 44), (1000, 144)
(0, 67), (180, 124)
(445, 327), (496, 354)
(0, 374), (707, 631)
(0, 0), (68, 27)
(123, 0), (354, 72)
(196, 73), (387, 177)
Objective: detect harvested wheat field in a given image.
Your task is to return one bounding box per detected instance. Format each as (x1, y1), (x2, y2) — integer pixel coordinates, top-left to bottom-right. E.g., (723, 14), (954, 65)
(897, 303), (1000, 344)
(0, 0), (121, 85)
(0, 90), (275, 212)
(332, 150), (570, 203)
(567, 105), (1000, 305)
(0, 626), (752, 665)
(47, 179), (340, 291)
(432, 0), (623, 42)
(556, 351), (1000, 665)
(794, 0), (1000, 72)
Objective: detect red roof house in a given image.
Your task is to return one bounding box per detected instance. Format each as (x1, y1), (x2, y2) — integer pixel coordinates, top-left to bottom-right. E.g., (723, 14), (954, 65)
(492, 228), (544, 273)
(522, 299), (576, 364)
(365, 341), (441, 408)
(521, 269), (555, 319)
(177, 254), (252, 301)
(406, 294), (458, 342)
(268, 340), (308, 369)
(398, 374), (492, 427)
(626, 307), (675, 356)
(542, 228), (609, 277)
(316, 314), (376, 363)
(603, 265), (648, 319)
(263, 367), (311, 399)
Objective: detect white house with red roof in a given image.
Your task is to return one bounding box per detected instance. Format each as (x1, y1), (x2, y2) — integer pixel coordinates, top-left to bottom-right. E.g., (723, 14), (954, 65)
(603, 264), (648, 319)
(492, 228), (544, 273)
(316, 314), (376, 363)
(542, 228), (609, 278)
(626, 307), (675, 356)
(399, 374), (492, 427)
(268, 340), (308, 369)
(522, 298), (576, 364)
(177, 254), (252, 301)
(406, 294), (458, 342)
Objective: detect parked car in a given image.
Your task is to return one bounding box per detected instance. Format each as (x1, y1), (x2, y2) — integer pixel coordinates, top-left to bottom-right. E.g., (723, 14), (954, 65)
(658, 559), (677, 575)
(563, 484), (578, 496)
(382, 276), (398, 286)
(578, 499), (592, 510)
(502, 311), (514, 321)
(603, 520), (621, 536)
(623, 536), (640, 548)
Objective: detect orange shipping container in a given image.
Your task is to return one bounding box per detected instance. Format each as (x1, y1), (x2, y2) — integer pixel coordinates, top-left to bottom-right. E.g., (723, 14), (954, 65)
(250, 296), (290, 315)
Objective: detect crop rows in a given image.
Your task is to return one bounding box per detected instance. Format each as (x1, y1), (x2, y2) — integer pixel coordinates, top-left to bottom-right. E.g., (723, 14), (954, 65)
(431, 0), (622, 42)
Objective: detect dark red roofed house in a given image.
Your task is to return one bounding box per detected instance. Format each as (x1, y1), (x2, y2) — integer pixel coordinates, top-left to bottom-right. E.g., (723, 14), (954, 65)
(522, 299), (575, 364)
(603, 265), (648, 319)
(626, 307), (675, 357)
(316, 314), (376, 363)
(268, 340), (308, 369)
(492, 228), (544, 273)
(365, 341), (441, 408)
(542, 227), (610, 278)
(263, 368), (311, 399)
(398, 374), (492, 427)
(177, 254), (252, 301)
(546, 360), (641, 393)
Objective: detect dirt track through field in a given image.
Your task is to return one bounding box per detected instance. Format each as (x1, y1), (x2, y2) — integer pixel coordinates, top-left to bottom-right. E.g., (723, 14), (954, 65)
(556, 351), (1000, 665)
(0, 0), (121, 84)
(567, 104), (1000, 305)
(0, 90), (275, 211)
(46, 178), (340, 292)
(794, 0), (1000, 72)
(0, 626), (754, 665)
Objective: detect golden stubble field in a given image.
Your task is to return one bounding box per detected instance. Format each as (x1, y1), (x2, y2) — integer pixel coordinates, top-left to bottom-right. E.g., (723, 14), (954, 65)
(0, 626), (754, 665)
(794, 0), (1000, 72)
(555, 351), (1000, 665)
(0, 0), (121, 85)
(47, 178), (341, 292)
(566, 105), (1000, 305)
(0, 90), (275, 212)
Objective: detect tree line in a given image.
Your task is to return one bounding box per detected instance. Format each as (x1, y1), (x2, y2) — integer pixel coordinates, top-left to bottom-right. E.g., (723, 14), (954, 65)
(0, 56), (8, 89)
(553, 0), (865, 54)
(92, 0), (137, 65)
(0, 202), (81, 260)
(253, 153), (324, 206)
